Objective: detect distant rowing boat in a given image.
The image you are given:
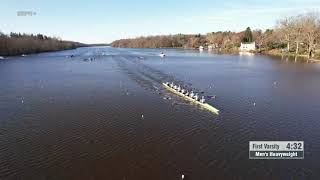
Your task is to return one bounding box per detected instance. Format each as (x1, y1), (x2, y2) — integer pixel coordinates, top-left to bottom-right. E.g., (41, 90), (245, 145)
(162, 82), (219, 115)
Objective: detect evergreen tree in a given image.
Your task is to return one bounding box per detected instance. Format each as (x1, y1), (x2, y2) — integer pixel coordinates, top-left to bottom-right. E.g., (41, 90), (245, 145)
(243, 27), (253, 42)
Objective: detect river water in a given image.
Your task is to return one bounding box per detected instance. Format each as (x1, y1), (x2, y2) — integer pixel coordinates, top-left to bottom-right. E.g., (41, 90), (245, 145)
(0, 47), (320, 179)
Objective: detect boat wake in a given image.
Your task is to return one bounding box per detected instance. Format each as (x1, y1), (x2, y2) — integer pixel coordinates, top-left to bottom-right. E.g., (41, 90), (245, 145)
(113, 55), (218, 108)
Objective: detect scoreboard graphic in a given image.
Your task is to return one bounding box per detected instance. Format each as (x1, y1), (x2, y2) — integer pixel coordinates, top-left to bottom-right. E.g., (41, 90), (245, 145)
(249, 141), (304, 159)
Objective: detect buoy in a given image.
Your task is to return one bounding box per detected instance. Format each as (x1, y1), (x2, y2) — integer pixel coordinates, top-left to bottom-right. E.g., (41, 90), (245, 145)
(253, 102), (256, 106)
(141, 114), (144, 119)
(181, 174), (185, 180)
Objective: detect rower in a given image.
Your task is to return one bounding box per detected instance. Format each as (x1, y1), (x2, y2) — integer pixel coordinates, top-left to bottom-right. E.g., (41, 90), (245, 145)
(200, 96), (205, 103)
(173, 85), (178, 90)
(170, 82), (174, 88)
(189, 91), (194, 98)
(185, 91), (189, 96)
(194, 93), (199, 101)
(177, 85), (181, 91)
(181, 89), (185, 94)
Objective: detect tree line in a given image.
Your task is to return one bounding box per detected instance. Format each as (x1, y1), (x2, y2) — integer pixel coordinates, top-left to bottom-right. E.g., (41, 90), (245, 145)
(112, 12), (320, 59)
(0, 32), (86, 56)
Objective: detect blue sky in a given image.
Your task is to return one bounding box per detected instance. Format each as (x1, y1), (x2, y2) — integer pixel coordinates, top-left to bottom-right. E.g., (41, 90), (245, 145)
(1, 0), (320, 43)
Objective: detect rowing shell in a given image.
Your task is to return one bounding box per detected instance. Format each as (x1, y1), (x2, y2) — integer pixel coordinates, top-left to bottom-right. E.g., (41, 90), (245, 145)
(162, 83), (219, 115)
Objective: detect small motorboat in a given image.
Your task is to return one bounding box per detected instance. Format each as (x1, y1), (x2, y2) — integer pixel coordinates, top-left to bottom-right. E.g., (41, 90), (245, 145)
(66, 55), (74, 58)
(159, 52), (166, 57)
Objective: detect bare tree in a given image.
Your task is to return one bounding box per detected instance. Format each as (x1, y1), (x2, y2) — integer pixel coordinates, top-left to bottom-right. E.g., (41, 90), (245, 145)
(111, 11), (320, 60)
(206, 33), (215, 45)
(276, 17), (295, 52)
(301, 12), (320, 58)
(255, 29), (276, 50)
(292, 15), (304, 55)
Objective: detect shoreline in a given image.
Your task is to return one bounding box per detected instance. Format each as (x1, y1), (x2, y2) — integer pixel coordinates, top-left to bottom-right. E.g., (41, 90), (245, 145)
(0, 44), (110, 57)
(258, 50), (320, 62)
(0, 46), (84, 58)
(0, 32), (105, 57)
(3, 45), (319, 63)
(111, 46), (320, 61)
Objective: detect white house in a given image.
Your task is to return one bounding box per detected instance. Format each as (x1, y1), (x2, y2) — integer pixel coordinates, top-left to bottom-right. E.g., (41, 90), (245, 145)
(240, 42), (256, 51)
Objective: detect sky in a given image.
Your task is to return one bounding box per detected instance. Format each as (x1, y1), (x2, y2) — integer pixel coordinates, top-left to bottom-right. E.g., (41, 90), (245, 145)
(1, 0), (320, 44)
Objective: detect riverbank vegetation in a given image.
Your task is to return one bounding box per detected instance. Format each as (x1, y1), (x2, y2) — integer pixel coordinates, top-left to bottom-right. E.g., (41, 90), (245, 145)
(0, 32), (86, 56)
(112, 11), (320, 59)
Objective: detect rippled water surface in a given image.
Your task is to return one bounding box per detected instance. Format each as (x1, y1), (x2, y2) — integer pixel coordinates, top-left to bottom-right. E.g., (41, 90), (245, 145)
(1, 47), (320, 179)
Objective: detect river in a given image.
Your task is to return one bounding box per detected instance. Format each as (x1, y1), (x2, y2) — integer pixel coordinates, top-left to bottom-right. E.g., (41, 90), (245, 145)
(0, 47), (320, 179)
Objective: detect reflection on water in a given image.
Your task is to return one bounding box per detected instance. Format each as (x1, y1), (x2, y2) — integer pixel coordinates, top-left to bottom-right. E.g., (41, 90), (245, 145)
(239, 51), (255, 56)
(0, 47), (320, 179)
